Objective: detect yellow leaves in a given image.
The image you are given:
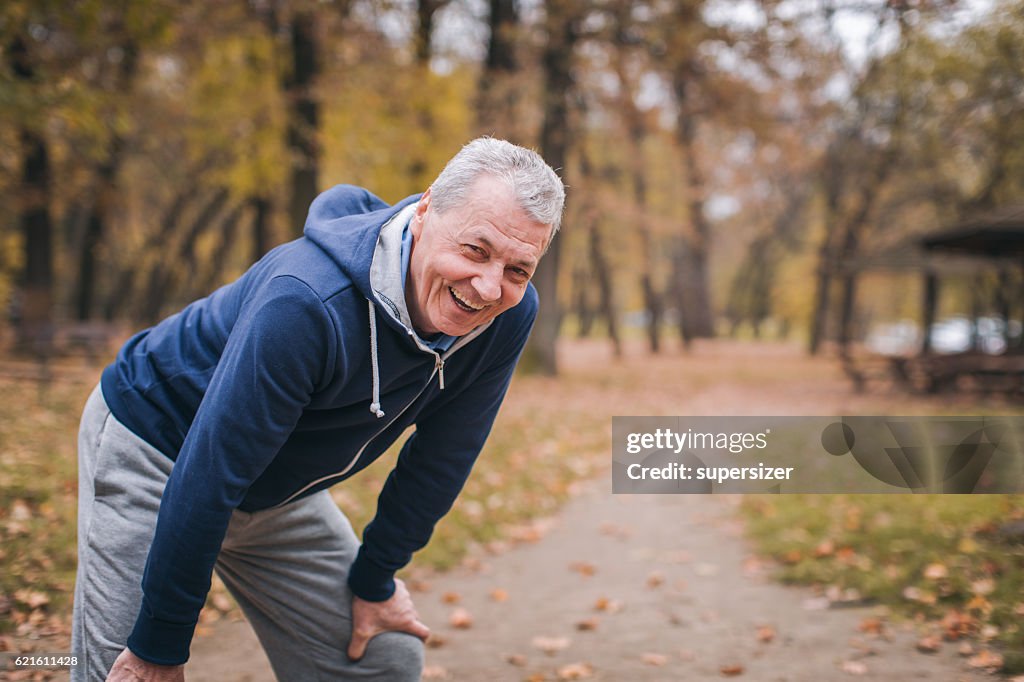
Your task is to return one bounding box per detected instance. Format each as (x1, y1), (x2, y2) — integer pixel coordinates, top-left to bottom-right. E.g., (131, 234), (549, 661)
(489, 587), (509, 602)
(755, 625), (776, 644)
(441, 591), (461, 605)
(574, 617), (599, 631)
(719, 663), (745, 676)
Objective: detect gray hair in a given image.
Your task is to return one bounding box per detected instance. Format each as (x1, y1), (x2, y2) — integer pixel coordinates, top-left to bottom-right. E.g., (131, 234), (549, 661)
(430, 137), (566, 237)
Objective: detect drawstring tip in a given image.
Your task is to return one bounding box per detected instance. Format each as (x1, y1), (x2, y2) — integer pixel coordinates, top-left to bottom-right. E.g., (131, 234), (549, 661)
(369, 402), (385, 419)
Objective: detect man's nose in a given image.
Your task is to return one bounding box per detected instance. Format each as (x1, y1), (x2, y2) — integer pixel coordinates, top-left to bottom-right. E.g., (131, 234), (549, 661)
(472, 265), (503, 302)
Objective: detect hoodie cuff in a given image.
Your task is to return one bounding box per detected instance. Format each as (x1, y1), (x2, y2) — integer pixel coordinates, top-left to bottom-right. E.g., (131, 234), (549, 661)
(126, 605), (196, 666)
(347, 547), (397, 602)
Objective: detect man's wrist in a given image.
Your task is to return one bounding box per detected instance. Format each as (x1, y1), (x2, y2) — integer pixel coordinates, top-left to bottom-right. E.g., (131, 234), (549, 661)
(347, 549), (397, 602)
(126, 607), (196, 666)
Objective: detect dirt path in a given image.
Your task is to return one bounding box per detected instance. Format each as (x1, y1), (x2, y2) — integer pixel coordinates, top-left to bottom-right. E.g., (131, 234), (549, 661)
(187, 481), (989, 681)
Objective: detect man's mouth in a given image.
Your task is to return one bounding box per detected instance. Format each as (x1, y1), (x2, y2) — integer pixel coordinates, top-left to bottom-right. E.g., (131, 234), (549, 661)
(449, 287), (485, 312)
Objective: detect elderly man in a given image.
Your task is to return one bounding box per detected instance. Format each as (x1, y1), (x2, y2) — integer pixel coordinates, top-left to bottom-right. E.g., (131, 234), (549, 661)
(72, 137), (564, 681)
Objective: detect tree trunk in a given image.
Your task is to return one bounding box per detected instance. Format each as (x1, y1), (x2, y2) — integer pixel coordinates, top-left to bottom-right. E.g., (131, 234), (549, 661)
(10, 36), (54, 356)
(476, 0), (524, 143)
(589, 220), (621, 358)
(136, 189), (230, 323)
(523, 0), (578, 375)
(251, 194), (272, 264)
(285, 11), (320, 237)
(671, 74), (715, 339)
(74, 40), (139, 321)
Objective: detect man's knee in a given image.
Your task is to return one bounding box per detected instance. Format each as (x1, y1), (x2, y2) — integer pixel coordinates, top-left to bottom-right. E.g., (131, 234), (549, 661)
(360, 632), (424, 681)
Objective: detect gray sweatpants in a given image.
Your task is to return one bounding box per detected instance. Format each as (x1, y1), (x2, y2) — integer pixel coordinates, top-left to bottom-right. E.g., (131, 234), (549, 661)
(71, 384), (424, 681)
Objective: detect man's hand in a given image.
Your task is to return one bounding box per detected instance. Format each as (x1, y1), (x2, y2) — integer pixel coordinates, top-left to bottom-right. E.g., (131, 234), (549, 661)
(347, 578), (430, 661)
(106, 648), (184, 681)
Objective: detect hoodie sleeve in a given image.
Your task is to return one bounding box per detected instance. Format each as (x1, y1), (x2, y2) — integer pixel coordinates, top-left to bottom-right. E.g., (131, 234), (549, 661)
(347, 287), (538, 602)
(126, 275), (336, 665)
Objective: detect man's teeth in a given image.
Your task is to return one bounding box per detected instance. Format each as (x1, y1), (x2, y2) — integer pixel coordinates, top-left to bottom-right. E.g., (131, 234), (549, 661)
(450, 287), (483, 311)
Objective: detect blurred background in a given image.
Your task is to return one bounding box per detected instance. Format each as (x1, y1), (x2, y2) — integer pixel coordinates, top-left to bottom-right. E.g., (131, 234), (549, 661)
(2, 0), (1023, 376)
(2, 0), (1024, 676)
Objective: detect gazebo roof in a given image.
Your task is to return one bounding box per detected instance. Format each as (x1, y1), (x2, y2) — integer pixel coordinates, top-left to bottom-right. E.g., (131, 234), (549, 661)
(921, 203), (1024, 258)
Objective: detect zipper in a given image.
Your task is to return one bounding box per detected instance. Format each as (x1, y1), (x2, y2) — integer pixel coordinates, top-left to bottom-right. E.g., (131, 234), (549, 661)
(272, 362), (440, 509)
(272, 308), (487, 509)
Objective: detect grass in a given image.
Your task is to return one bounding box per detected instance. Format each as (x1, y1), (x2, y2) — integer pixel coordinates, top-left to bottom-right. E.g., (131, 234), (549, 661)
(741, 494), (1024, 673)
(0, 373), (85, 638)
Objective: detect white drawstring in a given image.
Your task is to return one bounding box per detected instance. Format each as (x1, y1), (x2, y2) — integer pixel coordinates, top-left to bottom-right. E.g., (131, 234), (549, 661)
(367, 299), (385, 418)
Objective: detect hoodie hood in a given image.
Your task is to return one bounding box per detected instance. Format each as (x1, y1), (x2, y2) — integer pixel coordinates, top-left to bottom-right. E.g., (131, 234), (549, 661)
(303, 184), (420, 304)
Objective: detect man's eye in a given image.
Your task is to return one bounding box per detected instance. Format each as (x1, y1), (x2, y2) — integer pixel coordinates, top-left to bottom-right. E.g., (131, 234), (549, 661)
(510, 268), (530, 280)
(465, 244), (486, 257)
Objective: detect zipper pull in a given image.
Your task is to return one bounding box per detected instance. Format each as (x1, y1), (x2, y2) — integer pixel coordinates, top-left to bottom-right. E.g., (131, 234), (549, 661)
(436, 356), (446, 390)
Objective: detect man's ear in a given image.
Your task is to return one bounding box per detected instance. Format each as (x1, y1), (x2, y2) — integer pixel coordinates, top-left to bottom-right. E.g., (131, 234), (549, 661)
(411, 187), (431, 238)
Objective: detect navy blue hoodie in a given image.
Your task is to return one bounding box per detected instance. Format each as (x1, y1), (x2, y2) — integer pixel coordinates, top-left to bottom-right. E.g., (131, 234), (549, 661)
(100, 184), (538, 665)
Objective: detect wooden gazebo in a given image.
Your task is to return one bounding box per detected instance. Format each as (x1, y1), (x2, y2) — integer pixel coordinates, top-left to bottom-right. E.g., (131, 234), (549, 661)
(846, 204), (1024, 394)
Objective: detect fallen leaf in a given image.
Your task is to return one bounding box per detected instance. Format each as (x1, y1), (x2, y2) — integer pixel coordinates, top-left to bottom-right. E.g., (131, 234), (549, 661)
(449, 607), (473, 629)
(967, 649), (1004, 671)
(504, 653), (527, 666)
(593, 597), (622, 614)
(422, 665), (448, 679)
(840, 660), (868, 676)
(569, 561), (597, 577)
(12, 590), (49, 609)
(490, 588), (509, 602)
(426, 634), (448, 649)
(916, 635), (941, 653)
(719, 663), (744, 676)
(958, 642), (974, 657)
(970, 578), (995, 596)
(814, 540), (835, 557)
(575, 618), (599, 631)
(966, 595), (992, 614)
(441, 591), (461, 605)
(924, 563), (948, 580)
(525, 674), (547, 682)
(641, 652), (668, 666)
(532, 636), (571, 655)
(756, 625), (776, 643)
(646, 571), (665, 588)
(556, 662), (593, 679)
(11, 500), (31, 521)
(858, 617), (884, 635)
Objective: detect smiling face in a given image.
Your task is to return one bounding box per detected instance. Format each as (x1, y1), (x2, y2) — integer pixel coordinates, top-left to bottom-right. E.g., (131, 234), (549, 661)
(405, 174), (551, 337)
